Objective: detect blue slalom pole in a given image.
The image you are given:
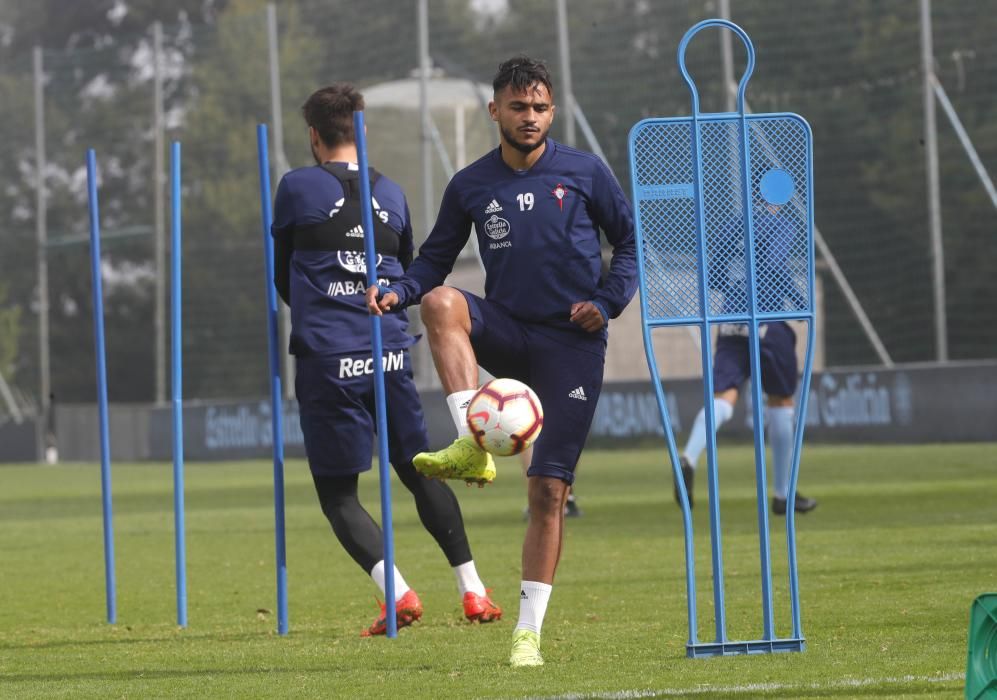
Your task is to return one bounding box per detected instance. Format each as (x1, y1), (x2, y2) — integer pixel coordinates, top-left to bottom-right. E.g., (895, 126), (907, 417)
(170, 141), (188, 628)
(354, 110), (397, 637)
(85, 149), (116, 625)
(255, 124), (289, 635)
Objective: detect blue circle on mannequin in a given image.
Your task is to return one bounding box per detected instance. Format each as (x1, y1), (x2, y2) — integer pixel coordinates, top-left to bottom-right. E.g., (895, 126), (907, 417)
(760, 169), (795, 205)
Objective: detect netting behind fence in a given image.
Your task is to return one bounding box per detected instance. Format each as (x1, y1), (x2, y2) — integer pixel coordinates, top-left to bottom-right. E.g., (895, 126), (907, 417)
(0, 0), (994, 410)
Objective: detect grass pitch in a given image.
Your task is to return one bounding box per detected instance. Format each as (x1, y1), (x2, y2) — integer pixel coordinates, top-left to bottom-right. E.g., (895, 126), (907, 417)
(1, 443), (994, 698)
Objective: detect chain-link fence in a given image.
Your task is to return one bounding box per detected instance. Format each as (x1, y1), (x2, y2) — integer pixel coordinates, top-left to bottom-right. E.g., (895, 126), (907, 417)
(1, 0), (995, 419)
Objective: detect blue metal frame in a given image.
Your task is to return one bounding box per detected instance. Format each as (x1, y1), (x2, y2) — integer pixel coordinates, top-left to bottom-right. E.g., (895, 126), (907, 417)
(170, 141), (188, 628)
(85, 149), (117, 625)
(627, 19), (815, 657)
(255, 124), (290, 636)
(353, 111), (398, 638)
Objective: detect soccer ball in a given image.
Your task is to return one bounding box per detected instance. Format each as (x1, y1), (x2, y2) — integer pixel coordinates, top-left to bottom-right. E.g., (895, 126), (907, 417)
(466, 378), (544, 457)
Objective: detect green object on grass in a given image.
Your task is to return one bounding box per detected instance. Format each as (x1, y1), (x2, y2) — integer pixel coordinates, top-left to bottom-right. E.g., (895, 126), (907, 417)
(966, 593), (997, 699)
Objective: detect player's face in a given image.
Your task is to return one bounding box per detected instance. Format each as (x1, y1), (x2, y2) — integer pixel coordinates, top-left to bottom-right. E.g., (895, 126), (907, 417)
(489, 83), (555, 154)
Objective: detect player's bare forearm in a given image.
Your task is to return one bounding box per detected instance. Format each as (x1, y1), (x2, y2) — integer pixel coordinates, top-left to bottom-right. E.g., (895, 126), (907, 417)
(364, 285), (398, 316)
(569, 301), (605, 333)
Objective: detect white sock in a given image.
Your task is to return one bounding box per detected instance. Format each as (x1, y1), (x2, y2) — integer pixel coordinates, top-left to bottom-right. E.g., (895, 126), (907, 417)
(453, 561), (486, 596)
(446, 390), (477, 437)
(683, 398), (734, 466)
(369, 560), (410, 602)
(516, 580), (552, 634)
(766, 406), (795, 499)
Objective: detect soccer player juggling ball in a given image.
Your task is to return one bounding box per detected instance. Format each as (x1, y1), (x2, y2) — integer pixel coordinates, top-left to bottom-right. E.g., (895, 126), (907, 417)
(367, 56), (637, 666)
(272, 83), (501, 637)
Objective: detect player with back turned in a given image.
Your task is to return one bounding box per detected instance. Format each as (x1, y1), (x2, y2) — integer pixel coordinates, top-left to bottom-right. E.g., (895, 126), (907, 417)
(367, 56), (638, 667)
(676, 202), (818, 515)
(272, 83), (501, 637)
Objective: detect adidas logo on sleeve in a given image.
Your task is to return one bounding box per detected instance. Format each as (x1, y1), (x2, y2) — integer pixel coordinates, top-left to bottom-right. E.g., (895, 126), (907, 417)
(568, 386), (588, 401)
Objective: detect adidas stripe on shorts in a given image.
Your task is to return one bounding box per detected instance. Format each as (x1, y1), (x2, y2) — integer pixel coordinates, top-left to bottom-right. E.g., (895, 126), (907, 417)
(458, 290), (606, 485)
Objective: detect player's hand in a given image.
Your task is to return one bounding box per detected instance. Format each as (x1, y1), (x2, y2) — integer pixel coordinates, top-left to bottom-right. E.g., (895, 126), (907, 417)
(569, 301), (605, 333)
(365, 285), (398, 316)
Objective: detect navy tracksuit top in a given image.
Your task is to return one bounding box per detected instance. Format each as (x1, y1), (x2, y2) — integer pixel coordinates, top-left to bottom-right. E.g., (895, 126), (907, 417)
(391, 139), (638, 337)
(271, 162), (416, 356)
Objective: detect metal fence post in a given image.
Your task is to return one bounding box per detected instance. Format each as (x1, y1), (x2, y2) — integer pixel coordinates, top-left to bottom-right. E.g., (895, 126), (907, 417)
(266, 3), (295, 397)
(33, 46), (51, 463)
(154, 21), (167, 406)
(920, 0), (947, 362)
(555, 0), (576, 146)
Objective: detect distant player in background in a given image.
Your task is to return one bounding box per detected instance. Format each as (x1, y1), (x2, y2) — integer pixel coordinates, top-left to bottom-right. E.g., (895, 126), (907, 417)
(272, 84), (501, 637)
(368, 56), (637, 667)
(677, 203), (817, 516)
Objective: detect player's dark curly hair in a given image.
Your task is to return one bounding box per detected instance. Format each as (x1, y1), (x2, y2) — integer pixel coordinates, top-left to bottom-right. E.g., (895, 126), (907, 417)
(492, 55), (554, 97)
(301, 83), (364, 147)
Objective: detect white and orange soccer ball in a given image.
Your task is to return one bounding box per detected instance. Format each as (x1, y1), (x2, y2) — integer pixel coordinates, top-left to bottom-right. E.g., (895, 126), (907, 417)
(466, 378), (544, 457)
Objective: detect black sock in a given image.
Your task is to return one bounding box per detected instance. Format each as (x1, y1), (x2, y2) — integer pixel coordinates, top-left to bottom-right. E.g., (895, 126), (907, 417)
(311, 473), (383, 573)
(394, 459), (473, 566)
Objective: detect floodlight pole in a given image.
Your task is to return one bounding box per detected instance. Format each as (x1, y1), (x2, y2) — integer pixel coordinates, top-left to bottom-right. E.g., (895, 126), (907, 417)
(718, 0), (735, 112)
(266, 4), (288, 179)
(154, 21), (167, 406)
(266, 2), (295, 397)
(455, 105), (466, 170)
(555, 0), (576, 146)
(33, 46), (51, 463)
(920, 0), (947, 362)
(418, 0), (433, 236)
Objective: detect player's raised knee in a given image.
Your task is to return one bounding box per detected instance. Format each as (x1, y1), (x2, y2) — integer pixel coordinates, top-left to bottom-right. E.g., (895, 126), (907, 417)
(420, 286), (467, 324)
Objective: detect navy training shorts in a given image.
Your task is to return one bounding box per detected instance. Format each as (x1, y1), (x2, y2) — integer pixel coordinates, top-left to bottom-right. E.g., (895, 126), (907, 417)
(712, 321), (798, 398)
(460, 290), (606, 485)
(295, 348), (428, 476)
